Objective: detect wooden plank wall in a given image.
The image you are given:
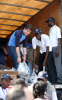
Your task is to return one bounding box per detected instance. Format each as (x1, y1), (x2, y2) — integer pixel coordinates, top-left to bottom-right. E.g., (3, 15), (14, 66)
(27, 0), (61, 38)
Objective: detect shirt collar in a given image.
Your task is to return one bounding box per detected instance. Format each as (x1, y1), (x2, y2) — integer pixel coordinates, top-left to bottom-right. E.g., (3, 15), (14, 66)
(50, 25), (56, 30)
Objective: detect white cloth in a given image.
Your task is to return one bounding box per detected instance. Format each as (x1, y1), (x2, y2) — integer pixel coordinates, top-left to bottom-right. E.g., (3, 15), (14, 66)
(0, 87), (9, 100)
(32, 34), (52, 53)
(49, 25), (61, 47)
(45, 81), (58, 100)
(52, 91), (58, 100)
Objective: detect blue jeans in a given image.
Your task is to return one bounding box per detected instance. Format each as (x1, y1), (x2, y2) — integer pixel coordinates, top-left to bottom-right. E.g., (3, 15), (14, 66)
(56, 90), (61, 100)
(0, 55), (5, 65)
(8, 46), (19, 70)
(26, 61), (33, 76)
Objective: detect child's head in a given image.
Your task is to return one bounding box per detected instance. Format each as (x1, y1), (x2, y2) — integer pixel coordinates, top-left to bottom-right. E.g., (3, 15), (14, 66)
(14, 78), (27, 87)
(33, 81), (47, 98)
(1, 73), (12, 89)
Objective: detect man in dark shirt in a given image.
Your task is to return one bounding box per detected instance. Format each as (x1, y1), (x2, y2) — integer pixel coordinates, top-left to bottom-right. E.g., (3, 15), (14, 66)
(8, 24), (33, 70)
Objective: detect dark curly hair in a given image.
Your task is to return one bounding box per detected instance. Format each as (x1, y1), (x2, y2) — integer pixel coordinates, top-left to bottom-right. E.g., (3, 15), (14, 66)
(33, 81), (47, 98)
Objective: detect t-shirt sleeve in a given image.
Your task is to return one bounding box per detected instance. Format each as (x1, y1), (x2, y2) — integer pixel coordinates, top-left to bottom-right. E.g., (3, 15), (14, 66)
(32, 37), (37, 49)
(15, 30), (22, 47)
(56, 27), (61, 39)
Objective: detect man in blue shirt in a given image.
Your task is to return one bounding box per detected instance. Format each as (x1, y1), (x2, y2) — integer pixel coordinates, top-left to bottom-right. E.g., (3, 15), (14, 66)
(8, 24), (33, 70)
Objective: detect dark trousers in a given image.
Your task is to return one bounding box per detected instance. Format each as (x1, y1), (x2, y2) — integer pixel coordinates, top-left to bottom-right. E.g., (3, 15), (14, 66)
(39, 52), (46, 71)
(52, 47), (62, 83)
(39, 52), (57, 84)
(47, 52), (57, 83)
(56, 90), (61, 100)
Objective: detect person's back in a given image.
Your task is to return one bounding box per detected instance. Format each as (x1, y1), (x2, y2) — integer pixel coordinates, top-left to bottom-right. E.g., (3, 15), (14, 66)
(45, 81), (57, 100)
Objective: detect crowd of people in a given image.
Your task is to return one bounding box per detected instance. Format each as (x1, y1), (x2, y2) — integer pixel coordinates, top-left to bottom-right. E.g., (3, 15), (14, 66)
(0, 17), (62, 100)
(0, 71), (58, 100)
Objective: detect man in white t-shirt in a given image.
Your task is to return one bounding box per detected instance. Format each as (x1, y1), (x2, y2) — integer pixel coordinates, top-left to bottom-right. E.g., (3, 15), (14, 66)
(32, 28), (57, 84)
(0, 73), (12, 100)
(46, 17), (62, 84)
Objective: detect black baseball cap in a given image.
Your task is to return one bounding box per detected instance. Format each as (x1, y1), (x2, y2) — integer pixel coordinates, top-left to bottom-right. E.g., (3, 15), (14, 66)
(35, 28), (41, 34)
(46, 17), (55, 23)
(1, 73), (13, 80)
